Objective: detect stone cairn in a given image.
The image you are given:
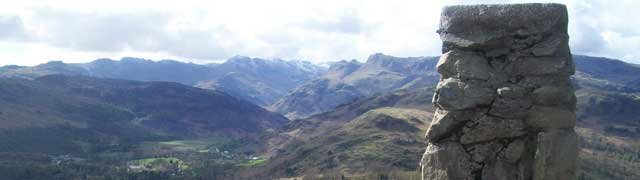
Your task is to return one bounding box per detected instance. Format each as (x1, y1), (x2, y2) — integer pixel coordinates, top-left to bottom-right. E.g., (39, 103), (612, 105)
(422, 4), (578, 180)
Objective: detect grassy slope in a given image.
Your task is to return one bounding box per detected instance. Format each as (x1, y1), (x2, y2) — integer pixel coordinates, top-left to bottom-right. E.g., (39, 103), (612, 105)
(0, 75), (290, 179)
(578, 127), (640, 180)
(241, 88), (434, 179)
(0, 75), (286, 161)
(246, 107), (429, 179)
(256, 83), (640, 179)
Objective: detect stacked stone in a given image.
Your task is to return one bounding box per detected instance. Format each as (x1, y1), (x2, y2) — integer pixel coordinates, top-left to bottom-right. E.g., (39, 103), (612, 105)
(422, 4), (578, 180)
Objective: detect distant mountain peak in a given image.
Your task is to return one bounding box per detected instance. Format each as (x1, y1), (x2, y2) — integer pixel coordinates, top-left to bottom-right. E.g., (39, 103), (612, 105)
(91, 58), (116, 63)
(362, 53), (435, 72)
(226, 55), (304, 65)
(272, 54), (440, 119)
(227, 55), (252, 62)
(120, 57), (154, 63)
(325, 59), (362, 78)
(367, 52), (390, 60)
(367, 53), (426, 63)
(0, 65), (25, 70)
(42, 60), (66, 66)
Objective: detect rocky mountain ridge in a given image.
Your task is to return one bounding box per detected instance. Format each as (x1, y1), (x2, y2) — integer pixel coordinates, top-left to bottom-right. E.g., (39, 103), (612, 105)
(271, 53), (440, 119)
(0, 56), (326, 106)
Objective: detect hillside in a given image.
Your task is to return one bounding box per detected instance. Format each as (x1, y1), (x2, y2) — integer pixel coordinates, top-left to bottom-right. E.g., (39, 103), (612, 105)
(0, 75), (292, 179)
(271, 53), (439, 119)
(0, 56), (326, 106)
(272, 107), (430, 179)
(0, 75), (287, 153)
(248, 55), (640, 179)
(572, 56), (640, 136)
(239, 88), (434, 179)
(0, 54), (639, 179)
(573, 55), (640, 92)
(249, 87), (640, 179)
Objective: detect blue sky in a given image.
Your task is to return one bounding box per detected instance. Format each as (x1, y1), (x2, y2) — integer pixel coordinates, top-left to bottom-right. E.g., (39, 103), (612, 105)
(0, 0), (638, 65)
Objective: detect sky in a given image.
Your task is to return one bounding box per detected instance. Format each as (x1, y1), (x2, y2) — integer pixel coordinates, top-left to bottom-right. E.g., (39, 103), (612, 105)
(0, 0), (638, 66)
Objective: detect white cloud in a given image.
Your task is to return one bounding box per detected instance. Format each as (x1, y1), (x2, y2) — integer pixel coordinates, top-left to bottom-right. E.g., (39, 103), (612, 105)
(0, 0), (638, 66)
(0, 16), (28, 41)
(565, 0), (640, 63)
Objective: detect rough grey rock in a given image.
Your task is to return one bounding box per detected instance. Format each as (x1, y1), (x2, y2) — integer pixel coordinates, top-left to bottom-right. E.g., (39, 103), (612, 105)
(421, 142), (479, 180)
(433, 78), (495, 110)
(460, 116), (527, 144)
(516, 75), (572, 88)
(532, 86), (576, 108)
(504, 56), (575, 76)
(482, 159), (525, 180)
(425, 108), (480, 141)
(500, 139), (526, 163)
(466, 142), (503, 163)
(488, 97), (533, 118)
(437, 50), (494, 80)
(530, 34), (570, 56)
(423, 3), (577, 180)
(479, 139), (536, 180)
(526, 106), (576, 129)
(438, 3), (568, 52)
(533, 129), (579, 180)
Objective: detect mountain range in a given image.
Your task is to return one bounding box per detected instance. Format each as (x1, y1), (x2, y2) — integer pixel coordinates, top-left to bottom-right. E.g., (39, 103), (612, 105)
(0, 54), (639, 179)
(0, 56), (326, 107)
(271, 53), (440, 119)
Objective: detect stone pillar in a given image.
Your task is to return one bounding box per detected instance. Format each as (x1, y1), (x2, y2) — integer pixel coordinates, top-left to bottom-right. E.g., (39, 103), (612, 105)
(422, 4), (578, 180)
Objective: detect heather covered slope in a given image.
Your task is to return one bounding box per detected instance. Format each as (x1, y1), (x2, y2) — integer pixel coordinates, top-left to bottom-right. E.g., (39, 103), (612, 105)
(572, 56), (640, 133)
(573, 55), (640, 92)
(241, 88), (434, 179)
(0, 75), (287, 154)
(276, 107), (431, 178)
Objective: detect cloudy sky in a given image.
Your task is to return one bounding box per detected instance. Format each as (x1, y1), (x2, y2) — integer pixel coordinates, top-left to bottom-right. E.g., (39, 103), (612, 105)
(0, 0), (638, 66)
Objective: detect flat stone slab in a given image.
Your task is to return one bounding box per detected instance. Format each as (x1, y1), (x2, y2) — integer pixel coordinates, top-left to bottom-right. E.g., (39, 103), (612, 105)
(438, 3), (568, 51)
